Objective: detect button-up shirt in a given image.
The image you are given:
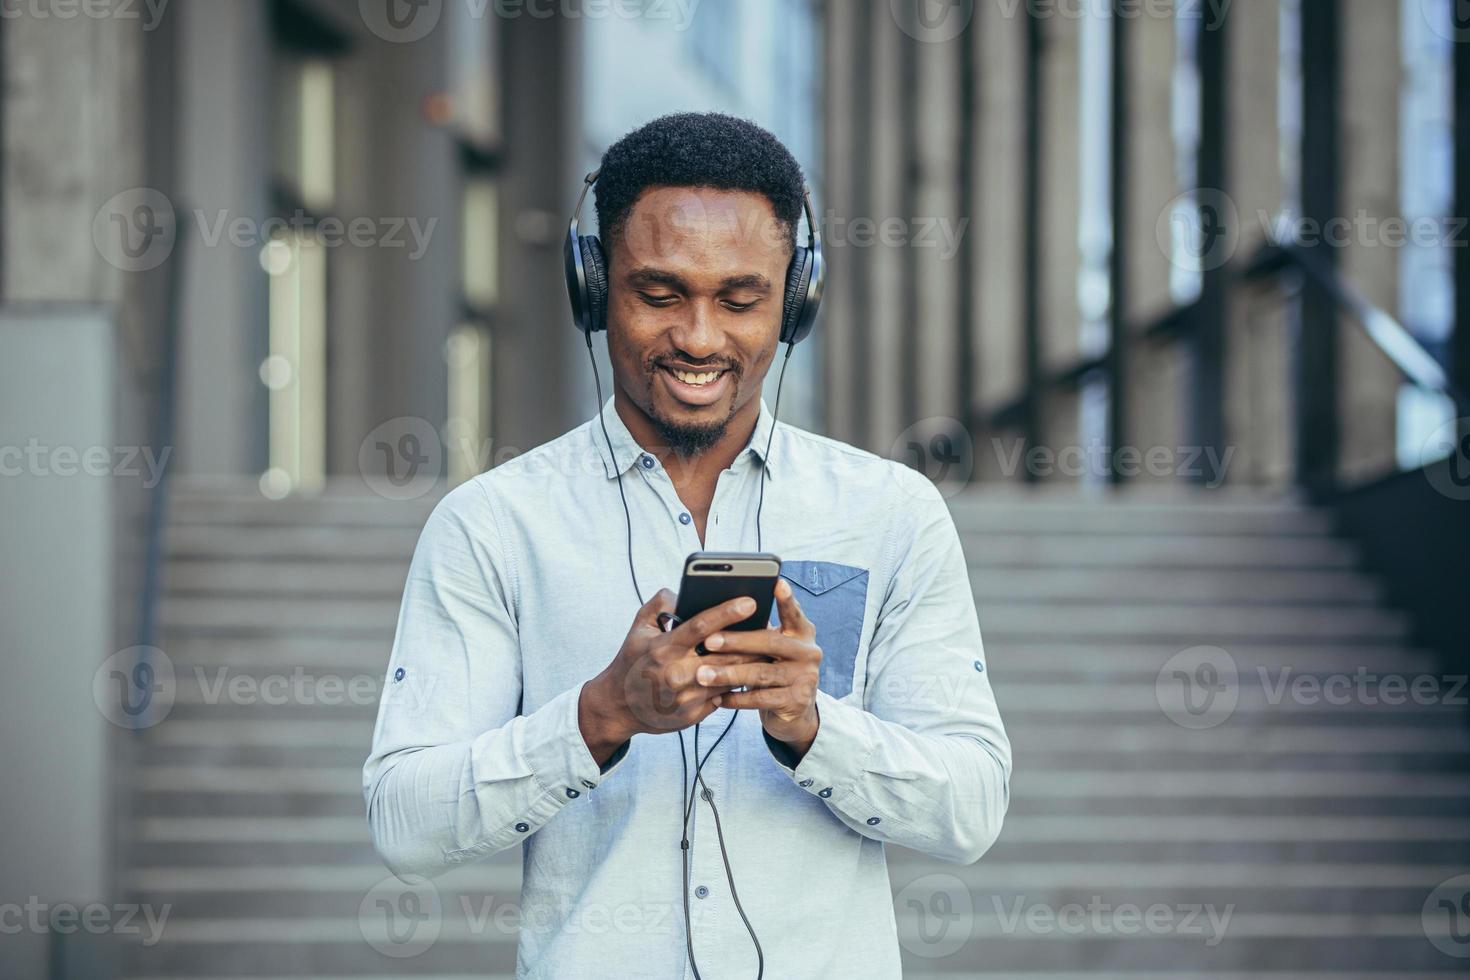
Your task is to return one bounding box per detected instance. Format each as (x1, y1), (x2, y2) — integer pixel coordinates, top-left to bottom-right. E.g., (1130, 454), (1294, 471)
(363, 397), (1011, 978)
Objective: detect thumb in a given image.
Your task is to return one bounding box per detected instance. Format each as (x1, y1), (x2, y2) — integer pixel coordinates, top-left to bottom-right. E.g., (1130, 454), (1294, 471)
(633, 587), (677, 629)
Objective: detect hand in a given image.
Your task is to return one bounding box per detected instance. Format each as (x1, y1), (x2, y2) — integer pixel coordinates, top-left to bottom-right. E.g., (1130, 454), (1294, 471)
(578, 589), (773, 763)
(692, 578), (822, 757)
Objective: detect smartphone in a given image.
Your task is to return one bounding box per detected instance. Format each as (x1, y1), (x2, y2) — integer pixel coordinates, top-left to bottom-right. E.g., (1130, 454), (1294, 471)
(672, 552), (781, 651)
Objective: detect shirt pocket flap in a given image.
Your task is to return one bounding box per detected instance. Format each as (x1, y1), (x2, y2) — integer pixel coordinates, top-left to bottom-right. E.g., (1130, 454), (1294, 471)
(781, 560), (867, 596)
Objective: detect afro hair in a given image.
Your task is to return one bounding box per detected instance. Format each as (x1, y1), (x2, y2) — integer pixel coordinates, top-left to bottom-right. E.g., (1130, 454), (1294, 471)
(592, 112), (806, 261)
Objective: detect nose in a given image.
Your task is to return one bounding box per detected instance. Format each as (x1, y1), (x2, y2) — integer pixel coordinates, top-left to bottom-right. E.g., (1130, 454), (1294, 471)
(666, 299), (723, 360)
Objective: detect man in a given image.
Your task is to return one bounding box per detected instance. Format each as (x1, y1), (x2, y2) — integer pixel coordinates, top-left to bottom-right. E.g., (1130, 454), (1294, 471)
(363, 112), (1010, 978)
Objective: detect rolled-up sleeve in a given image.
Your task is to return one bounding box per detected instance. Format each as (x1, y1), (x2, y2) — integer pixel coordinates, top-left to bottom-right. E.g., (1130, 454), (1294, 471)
(764, 467), (1011, 864)
(362, 479), (631, 881)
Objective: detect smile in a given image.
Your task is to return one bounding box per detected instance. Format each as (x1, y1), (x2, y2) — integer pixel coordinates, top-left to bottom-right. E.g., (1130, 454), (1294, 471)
(657, 364), (733, 406)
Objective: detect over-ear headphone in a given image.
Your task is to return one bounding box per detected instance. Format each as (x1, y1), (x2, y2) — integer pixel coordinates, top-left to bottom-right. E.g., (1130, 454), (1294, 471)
(564, 169), (825, 346)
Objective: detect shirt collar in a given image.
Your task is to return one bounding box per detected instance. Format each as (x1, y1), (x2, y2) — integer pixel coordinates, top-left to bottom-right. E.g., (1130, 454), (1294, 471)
(591, 396), (779, 480)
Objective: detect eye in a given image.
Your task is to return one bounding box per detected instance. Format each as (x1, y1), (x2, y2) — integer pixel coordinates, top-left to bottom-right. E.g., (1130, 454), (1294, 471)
(639, 292), (679, 307)
(722, 299), (758, 313)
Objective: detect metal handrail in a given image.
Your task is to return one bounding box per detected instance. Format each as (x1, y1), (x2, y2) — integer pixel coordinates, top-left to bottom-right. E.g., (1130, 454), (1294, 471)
(1242, 237), (1470, 417)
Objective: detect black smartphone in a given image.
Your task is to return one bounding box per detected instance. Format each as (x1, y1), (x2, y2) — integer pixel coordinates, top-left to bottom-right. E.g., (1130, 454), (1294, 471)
(672, 552), (781, 651)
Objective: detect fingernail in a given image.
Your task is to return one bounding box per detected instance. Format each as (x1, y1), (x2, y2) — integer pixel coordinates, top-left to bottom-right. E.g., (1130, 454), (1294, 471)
(777, 579), (791, 598)
(704, 634), (724, 651)
(738, 598), (756, 614)
(696, 665), (717, 684)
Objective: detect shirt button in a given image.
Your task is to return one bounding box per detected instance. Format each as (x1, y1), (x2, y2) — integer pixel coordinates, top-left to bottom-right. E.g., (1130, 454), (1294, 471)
(798, 779), (813, 788)
(818, 787), (832, 798)
(973, 659), (985, 673)
(695, 885), (709, 899)
(565, 787), (580, 799)
(393, 667), (405, 682)
(640, 455), (655, 469)
(678, 512), (692, 525)
(866, 816), (881, 826)
(515, 822), (529, 832)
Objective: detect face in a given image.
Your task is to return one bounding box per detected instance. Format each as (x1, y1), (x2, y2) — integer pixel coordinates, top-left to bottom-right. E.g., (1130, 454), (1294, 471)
(605, 185), (792, 456)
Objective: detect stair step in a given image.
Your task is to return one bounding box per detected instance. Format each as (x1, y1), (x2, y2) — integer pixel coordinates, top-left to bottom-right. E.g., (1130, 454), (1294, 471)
(961, 534), (1357, 569)
(166, 560), (410, 598)
(969, 568), (1379, 602)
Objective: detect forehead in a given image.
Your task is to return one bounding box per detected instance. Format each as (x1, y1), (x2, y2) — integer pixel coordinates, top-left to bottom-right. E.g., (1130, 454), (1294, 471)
(614, 186), (790, 275)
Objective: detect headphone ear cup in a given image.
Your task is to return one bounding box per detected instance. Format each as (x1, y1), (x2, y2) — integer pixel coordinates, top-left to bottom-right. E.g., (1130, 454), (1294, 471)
(580, 236), (609, 333)
(780, 246), (812, 345)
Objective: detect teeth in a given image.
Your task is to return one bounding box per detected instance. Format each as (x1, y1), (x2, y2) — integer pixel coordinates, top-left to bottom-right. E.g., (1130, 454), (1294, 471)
(671, 369), (721, 386)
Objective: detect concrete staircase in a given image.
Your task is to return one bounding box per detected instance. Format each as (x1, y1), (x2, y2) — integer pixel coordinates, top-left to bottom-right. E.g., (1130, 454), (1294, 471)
(120, 483), (1470, 978)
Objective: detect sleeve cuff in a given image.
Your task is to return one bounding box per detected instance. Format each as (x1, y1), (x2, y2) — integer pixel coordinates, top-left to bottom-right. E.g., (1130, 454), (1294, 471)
(515, 681), (631, 801)
(764, 689), (877, 804)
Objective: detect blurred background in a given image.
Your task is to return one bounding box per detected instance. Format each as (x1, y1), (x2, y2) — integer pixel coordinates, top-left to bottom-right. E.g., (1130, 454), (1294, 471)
(2, 0), (1469, 976)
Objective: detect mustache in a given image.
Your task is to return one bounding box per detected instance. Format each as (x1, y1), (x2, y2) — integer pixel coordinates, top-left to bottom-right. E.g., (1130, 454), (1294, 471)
(649, 354), (741, 375)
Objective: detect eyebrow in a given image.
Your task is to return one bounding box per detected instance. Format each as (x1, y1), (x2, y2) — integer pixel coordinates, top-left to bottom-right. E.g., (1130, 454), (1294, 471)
(624, 267), (772, 292)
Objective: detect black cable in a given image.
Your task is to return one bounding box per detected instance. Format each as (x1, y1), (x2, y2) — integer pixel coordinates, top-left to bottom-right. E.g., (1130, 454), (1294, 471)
(587, 336), (794, 979)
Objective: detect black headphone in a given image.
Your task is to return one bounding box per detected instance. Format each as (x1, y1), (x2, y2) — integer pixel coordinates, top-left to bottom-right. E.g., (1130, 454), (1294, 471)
(564, 169), (825, 345)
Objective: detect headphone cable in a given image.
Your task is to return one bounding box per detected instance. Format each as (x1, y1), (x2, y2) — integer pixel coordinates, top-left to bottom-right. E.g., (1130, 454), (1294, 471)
(587, 336), (794, 979)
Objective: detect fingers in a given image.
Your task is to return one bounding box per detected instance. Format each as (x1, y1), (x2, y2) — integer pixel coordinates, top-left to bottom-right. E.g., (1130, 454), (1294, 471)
(772, 578), (814, 638)
(633, 588), (678, 631)
(693, 660), (799, 690)
(716, 687), (794, 710)
(701, 628), (817, 663)
(670, 595), (757, 645)
(664, 652), (770, 690)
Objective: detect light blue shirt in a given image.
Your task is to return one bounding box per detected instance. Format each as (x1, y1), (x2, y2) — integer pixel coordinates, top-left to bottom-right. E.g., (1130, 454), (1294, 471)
(363, 398), (1011, 978)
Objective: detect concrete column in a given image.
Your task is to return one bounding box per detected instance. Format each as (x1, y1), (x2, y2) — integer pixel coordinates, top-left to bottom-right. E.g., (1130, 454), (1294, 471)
(862, 4), (906, 454)
(911, 23), (963, 425)
(1038, 10), (1083, 481)
(1337, 0), (1402, 484)
(971, 4), (1028, 481)
(1123, 11), (1186, 483)
(820, 0), (860, 445)
(1224, 0), (1290, 485)
(174, 0), (271, 477)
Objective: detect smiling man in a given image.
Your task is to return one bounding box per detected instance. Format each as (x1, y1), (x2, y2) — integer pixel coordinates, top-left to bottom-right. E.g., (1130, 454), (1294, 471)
(363, 112), (1010, 979)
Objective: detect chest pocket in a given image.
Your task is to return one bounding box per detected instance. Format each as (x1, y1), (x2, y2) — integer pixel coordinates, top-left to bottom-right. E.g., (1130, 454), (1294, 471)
(770, 560), (869, 699)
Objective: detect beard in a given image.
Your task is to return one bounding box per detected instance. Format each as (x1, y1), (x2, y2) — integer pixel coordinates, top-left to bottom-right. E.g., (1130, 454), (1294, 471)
(647, 397), (740, 456)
